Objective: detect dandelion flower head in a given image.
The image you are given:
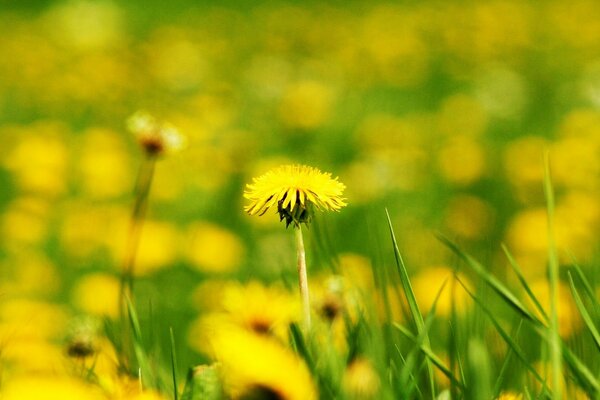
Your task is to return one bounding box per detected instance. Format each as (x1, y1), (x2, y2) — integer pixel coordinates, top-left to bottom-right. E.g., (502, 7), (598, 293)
(126, 111), (185, 156)
(244, 164), (347, 227)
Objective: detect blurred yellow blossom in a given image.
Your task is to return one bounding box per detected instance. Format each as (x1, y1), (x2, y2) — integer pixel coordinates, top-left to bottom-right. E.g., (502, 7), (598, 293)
(185, 222), (245, 273)
(438, 136), (487, 185)
(529, 280), (581, 338)
(2, 376), (105, 400)
(412, 266), (472, 317)
(343, 357), (380, 399)
(76, 128), (132, 199)
(3, 123), (69, 197)
(444, 195), (494, 239)
(279, 80), (335, 129)
(72, 273), (121, 319)
(210, 327), (317, 400)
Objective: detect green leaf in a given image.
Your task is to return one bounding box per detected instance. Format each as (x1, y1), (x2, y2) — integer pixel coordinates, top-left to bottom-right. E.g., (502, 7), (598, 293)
(568, 273), (600, 351)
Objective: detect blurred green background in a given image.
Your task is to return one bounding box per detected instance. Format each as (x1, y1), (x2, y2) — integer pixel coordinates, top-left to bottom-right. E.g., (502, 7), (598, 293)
(0, 0), (599, 373)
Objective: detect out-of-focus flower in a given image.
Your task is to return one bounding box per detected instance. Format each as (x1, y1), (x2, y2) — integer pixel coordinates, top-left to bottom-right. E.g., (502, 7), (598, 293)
(210, 327), (317, 400)
(1, 197), (51, 247)
(244, 164), (346, 227)
(529, 280), (581, 338)
(437, 94), (488, 137)
(444, 195), (494, 240)
(503, 136), (548, 201)
(1, 376), (105, 400)
(188, 281), (299, 351)
(76, 128), (132, 199)
(412, 266), (472, 317)
(495, 392), (523, 400)
(279, 80), (335, 129)
(109, 220), (180, 276)
(438, 136), (487, 185)
(185, 222), (245, 273)
(3, 123), (69, 197)
(71, 273), (121, 319)
(127, 111), (186, 156)
(343, 357), (380, 399)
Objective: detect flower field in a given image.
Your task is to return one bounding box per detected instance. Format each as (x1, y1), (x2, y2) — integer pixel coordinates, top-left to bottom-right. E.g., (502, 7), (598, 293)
(0, 1), (599, 399)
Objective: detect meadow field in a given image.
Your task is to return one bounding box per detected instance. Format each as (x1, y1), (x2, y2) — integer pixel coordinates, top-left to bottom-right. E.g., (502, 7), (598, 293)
(0, 0), (599, 399)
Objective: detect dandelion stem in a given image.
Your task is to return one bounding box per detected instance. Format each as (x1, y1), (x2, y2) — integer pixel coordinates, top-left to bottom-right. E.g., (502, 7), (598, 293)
(295, 225), (311, 330)
(119, 153), (157, 370)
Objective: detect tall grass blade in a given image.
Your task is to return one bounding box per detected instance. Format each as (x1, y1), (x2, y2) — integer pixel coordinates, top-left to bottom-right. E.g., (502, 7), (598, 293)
(170, 327), (179, 400)
(467, 339), (492, 400)
(126, 296), (157, 389)
(492, 320), (522, 396)
(568, 273), (600, 351)
(543, 151), (562, 400)
(502, 244), (549, 323)
(394, 324), (465, 391)
(437, 234), (540, 324)
(385, 209), (436, 397)
(457, 279), (547, 389)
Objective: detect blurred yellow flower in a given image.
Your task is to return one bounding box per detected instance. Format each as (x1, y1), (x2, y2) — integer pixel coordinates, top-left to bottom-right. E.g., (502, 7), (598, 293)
(72, 273), (121, 319)
(186, 222), (245, 273)
(244, 164), (346, 227)
(279, 80), (335, 129)
(3, 125), (69, 197)
(77, 128), (132, 199)
(210, 327), (317, 400)
(412, 266), (472, 317)
(444, 195), (494, 240)
(496, 392), (523, 400)
(438, 136), (487, 185)
(529, 280), (581, 338)
(1, 376), (104, 400)
(343, 357), (380, 399)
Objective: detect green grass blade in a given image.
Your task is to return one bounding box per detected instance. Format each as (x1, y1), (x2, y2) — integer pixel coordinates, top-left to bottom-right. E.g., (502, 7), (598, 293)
(398, 278), (447, 397)
(385, 209), (436, 397)
(394, 323), (465, 391)
(126, 296), (157, 389)
(571, 264), (600, 309)
(457, 279), (548, 389)
(289, 323), (315, 372)
(467, 339), (493, 400)
(437, 234), (540, 324)
(492, 320), (522, 396)
(568, 273), (600, 351)
(170, 327), (179, 400)
(562, 344), (600, 395)
(543, 151), (562, 400)
(502, 244), (549, 323)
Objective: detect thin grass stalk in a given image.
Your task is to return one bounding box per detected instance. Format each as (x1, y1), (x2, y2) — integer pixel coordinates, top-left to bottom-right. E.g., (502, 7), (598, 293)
(543, 151), (562, 399)
(119, 153), (157, 370)
(295, 225), (311, 330)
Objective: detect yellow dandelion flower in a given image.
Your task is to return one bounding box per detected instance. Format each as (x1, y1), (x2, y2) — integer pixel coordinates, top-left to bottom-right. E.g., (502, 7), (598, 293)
(211, 328), (317, 400)
(244, 164), (346, 227)
(127, 111), (185, 156)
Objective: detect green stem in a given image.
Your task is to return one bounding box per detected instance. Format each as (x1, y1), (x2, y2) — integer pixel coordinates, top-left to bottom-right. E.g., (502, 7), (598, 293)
(119, 153), (157, 370)
(295, 225), (311, 330)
